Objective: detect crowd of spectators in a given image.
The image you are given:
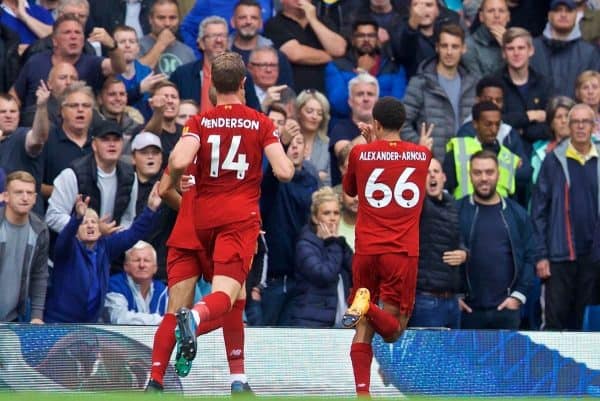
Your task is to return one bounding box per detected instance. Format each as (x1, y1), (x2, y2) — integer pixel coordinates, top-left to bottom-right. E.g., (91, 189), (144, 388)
(1, 0), (600, 332)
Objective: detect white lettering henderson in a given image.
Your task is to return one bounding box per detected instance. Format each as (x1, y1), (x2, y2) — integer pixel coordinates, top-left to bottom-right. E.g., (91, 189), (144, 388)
(200, 117), (260, 130)
(358, 151), (428, 161)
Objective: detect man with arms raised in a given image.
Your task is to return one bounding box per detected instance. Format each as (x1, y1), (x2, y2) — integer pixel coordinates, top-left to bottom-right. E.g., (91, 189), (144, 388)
(158, 52), (294, 392)
(342, 96), (431, 396)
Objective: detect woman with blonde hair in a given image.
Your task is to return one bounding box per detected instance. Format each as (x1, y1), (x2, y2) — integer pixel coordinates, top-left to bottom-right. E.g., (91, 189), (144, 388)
(296, 89), (332, 186)
(292, 186), (353, 327)
(575, 70), (600, 141)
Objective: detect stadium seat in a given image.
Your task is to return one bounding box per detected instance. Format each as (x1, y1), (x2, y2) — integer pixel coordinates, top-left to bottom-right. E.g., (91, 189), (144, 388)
(582, 305), (600, 331)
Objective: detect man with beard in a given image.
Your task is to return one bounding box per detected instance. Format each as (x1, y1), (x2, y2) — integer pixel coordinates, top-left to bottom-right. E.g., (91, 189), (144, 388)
(325, 18), (406, 119)
(138, 0), (195, 76)
(456, 150), (534, 329)
(228, 0), (293, 91)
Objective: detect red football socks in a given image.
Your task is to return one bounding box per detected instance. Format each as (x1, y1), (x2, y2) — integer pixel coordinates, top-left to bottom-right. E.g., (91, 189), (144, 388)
(350, 342), (373, 396)
(222, 299), (246, 374)
(366, 302), (400, 340)
(150, 313), (177, 385)
(192, 291), (232, 323)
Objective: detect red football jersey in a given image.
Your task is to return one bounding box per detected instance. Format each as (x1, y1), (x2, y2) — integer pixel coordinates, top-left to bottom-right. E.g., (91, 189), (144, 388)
(185, 104), (280, 229)
(343, 140), (431, 256)
(166, 164), (202, 250)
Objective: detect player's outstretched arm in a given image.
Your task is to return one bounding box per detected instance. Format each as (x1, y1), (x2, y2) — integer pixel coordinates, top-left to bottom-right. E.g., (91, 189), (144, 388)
(264, 142), (294, 183)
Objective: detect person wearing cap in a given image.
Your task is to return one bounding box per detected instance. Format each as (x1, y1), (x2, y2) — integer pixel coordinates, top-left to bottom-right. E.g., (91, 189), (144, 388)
(131, 132), (163, 215)
(530, 0), (600, 98)
(45, 119), (138, 236)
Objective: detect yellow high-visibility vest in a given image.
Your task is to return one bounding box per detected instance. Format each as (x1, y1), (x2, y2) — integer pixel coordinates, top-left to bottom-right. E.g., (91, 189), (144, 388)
(446, 137), (520, 198)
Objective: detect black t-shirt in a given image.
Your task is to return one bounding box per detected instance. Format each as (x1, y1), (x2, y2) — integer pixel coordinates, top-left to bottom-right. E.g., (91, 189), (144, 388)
(0, 128), (45, 216)
(468, 202), (514, 309)
(264, 12), (335, 93)
(42, 125), (93, 185)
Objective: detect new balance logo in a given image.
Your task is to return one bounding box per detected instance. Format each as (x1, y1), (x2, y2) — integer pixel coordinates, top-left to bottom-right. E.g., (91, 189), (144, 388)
(229, 349), (242, 357)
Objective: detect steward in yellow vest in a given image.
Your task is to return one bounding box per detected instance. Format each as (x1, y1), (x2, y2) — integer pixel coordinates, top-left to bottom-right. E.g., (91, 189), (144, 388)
(443, 101), (521, 199)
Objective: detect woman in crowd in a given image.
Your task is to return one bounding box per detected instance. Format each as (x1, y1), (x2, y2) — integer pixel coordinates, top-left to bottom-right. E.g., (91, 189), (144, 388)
(574, 70), (600, 141)
(292, 187), (353, 328)
(531, 96), (575, 184)
(296, 89), (332, 186)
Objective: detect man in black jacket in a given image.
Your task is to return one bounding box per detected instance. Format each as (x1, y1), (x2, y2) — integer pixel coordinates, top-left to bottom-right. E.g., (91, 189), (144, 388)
(409, 157), (466, 328)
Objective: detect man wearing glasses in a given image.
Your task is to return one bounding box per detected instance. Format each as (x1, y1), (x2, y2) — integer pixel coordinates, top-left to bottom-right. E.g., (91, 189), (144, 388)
(325, 17), (406, 119)
(170, 15), (261, 111)
(531, 103), (600, 330)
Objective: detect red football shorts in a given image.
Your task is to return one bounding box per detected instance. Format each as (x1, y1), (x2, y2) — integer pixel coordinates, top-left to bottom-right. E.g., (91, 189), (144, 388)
(167, 246), (213, 288)
(195, 217), (260, 285)
(350, 253), (418, 316)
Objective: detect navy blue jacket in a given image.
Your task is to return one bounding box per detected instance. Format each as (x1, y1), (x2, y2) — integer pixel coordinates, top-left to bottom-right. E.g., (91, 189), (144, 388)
(531, 139), (600, 262)
(325, 47), (407, 118)
(292, 225), (353, 327)
(457, 196), (535, 305)
(44, 207), (157, 323)
(260, 162), (319, 279)
(169, 60), (260, 110)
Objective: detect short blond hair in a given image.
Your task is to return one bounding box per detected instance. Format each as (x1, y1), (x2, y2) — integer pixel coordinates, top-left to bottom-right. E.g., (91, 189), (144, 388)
(310, 186), (340, 219)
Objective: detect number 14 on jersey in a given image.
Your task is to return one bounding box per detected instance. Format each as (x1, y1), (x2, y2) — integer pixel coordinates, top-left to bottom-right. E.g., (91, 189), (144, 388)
(207, 135), (250, 179)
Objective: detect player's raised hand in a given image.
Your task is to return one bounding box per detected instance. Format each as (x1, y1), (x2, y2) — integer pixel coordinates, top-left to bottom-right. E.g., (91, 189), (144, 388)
(35, 80), (51, 106)
(99, 214), (121, 235)
(74, 194), (90, 218)
(357, 121), (375, 143)
(419, 122), (434, 150)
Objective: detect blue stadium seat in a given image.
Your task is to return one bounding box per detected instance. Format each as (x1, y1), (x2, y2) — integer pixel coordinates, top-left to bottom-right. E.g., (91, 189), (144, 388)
(582, 305), (600, 331)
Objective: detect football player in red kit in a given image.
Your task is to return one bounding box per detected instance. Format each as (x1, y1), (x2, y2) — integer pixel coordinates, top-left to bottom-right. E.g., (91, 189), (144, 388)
(159, 51), (294, 392)
(342, 96), (432, 396)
